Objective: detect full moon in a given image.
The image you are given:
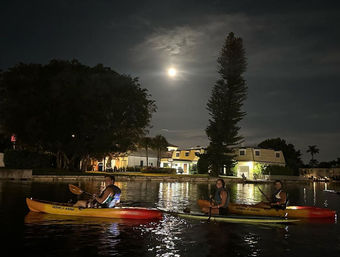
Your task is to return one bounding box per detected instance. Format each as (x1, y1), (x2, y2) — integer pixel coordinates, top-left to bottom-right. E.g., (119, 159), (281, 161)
(167, 68), (177, 77)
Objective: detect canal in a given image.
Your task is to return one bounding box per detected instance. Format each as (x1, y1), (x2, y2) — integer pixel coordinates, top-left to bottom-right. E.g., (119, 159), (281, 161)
(0, 180), (339, 257)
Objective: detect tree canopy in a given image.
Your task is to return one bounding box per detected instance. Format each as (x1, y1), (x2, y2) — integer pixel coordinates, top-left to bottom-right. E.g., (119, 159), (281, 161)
(152, 134), (169, 168)
(258, 138), (303, 174)
(0, 59), (156, 170)
(306, 145), (320, 167)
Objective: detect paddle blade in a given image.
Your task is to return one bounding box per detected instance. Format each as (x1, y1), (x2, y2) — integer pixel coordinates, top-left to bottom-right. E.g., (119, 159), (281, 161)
(68, 184), (84, 195)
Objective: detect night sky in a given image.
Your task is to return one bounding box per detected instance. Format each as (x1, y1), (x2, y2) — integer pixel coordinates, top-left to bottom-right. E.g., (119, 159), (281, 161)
(1, 0), (340, 162)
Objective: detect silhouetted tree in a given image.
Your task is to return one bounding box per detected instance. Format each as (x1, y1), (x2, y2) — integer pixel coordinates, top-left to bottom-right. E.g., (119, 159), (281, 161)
(258, 138), (303, 175)
(307, 145), (319, 167)
(205, 32), (247, 176)
(139, 137), (154, 167)
(0, 133), (12, 152)
(152, 135), (169, 168)
(0, 60), (156, 170)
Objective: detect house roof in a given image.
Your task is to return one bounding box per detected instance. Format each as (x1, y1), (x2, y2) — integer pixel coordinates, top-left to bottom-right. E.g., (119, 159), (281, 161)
(128, 148), (158, 158)
(233, 148), (285, 164)
(162, 151), (173, 158)
(167, 143), (178, 147)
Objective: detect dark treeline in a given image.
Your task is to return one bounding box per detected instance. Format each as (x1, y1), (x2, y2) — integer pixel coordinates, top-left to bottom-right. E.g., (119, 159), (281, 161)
(258, 138), (340, 170)
(0, 59), (156, 170)
(258, 138), (303, 175)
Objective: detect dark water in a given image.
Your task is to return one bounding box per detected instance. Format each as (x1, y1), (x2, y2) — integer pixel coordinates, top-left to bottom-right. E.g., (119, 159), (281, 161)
(0, 180), (340, 257)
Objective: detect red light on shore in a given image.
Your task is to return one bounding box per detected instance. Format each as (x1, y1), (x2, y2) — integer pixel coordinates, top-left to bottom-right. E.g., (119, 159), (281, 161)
(11, 134), (16, 142)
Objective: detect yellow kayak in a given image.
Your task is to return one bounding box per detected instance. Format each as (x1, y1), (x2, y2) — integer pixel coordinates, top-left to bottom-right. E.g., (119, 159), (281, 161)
(26, 198), (162, 220)
(198, 200), (336, 219)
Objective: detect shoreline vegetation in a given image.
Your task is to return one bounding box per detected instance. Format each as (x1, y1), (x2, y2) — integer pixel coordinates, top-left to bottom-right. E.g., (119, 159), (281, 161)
(0, 168), (312, 183)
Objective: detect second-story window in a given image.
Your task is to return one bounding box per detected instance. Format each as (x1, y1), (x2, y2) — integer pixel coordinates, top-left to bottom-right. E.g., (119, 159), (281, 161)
(239, 150), (246, 156)
(176, 152), (180, 157)
(255, 150), (260, 156)
(275, 152), (280, 158)
(185, 152), (189, 157)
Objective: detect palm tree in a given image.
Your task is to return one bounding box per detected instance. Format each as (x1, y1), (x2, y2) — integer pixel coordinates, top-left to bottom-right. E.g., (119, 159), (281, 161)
(307, 145), (319, 167)
(152, 135), (169, 168)
(336, 157), (340, 167)
(139, 137), (153, 167)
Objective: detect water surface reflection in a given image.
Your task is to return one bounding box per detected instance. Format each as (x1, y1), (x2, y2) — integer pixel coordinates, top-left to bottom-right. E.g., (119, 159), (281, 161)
(0, 180), (340, 257)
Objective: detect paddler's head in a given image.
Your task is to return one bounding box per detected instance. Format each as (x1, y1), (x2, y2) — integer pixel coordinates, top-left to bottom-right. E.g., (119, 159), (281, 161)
(104, 175), (115, 186)
(216, 179), (225, 189)
(274, 180), (283, 191)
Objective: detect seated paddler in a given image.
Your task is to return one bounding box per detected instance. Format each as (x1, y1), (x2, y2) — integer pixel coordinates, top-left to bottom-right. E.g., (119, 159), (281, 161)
(255, 180), (288, 209)
(202, 178), (230, 215)
(74, 175), (121, 208)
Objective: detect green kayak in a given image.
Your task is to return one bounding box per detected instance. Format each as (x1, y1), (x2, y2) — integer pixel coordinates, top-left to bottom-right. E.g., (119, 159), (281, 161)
(178, 213), (299, 224)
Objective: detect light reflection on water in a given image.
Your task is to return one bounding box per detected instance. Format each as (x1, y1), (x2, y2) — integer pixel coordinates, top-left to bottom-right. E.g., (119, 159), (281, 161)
(243, 233), (260, 257)
(1, 180), (340, 257)
(157, 182), (191, 212)
(138, 214), (188, 257)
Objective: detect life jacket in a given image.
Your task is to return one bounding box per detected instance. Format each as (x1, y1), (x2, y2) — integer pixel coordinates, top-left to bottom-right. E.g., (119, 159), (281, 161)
(214, 187), (230, 209)
(271, 189), (288, 209)
(101, 184), (121, 208)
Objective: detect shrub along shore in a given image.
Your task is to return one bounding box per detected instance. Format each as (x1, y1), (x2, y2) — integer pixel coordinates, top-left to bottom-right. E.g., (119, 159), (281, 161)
(28, 169), (310, 183)
(0, 168), (311, 183)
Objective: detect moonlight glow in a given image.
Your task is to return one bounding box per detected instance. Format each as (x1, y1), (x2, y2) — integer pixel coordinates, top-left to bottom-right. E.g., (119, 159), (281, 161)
(167, 68), (177, 77)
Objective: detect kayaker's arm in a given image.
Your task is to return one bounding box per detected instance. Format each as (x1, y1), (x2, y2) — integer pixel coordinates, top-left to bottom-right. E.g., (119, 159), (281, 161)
(95, 188), (113, 204)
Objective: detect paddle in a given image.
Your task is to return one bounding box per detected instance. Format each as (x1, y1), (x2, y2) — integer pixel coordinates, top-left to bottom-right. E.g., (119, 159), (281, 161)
(207, 197), (213, 222)
(257, 186), (271, 202)
(68, 184), (94, 197)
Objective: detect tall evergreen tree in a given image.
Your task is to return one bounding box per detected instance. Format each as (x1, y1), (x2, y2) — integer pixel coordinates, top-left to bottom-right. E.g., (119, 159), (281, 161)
(205, 32), (247, 176)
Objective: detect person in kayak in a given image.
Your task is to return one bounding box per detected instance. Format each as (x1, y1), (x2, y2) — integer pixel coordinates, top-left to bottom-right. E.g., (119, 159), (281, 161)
(202, 178), (230, 215)
(255, 180), (288, 209)
(74, 175), (121, 208)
